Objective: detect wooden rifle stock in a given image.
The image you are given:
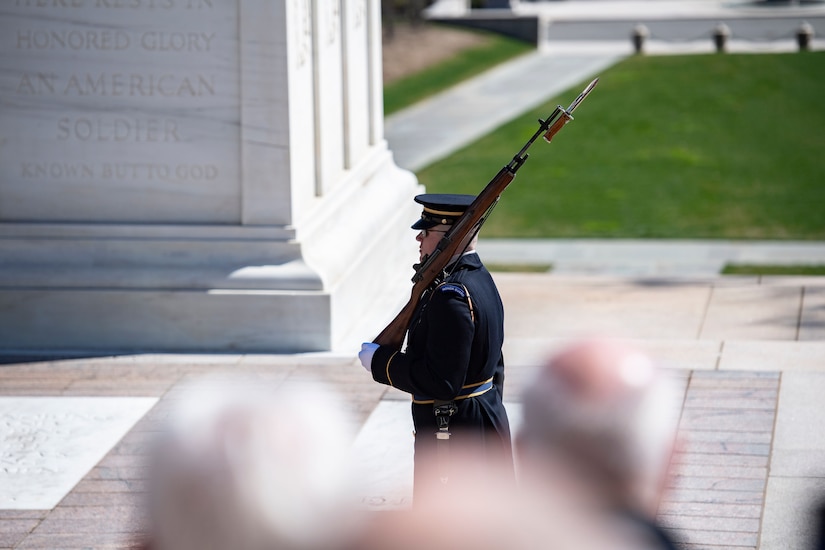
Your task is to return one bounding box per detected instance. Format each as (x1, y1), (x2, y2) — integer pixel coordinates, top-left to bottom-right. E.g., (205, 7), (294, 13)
(373, 78), (599, 350)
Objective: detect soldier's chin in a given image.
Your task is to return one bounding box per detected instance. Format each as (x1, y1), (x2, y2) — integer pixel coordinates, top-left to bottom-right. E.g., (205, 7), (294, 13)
(413, 253), (430, 271)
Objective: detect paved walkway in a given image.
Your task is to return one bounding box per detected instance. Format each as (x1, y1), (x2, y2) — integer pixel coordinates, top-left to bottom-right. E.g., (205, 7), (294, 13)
(384, 50), (623, 171)
(396, 0), (825, 171)
(478, 239), (825, 276)
(388, 0), (825, 278)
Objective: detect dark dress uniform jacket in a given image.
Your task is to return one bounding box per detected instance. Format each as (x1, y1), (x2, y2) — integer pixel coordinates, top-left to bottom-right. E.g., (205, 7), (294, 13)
(371, 252), (513, 496)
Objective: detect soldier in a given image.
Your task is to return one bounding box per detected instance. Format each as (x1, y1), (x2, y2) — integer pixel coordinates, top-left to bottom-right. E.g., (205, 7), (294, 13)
(359, 193), (514, 501)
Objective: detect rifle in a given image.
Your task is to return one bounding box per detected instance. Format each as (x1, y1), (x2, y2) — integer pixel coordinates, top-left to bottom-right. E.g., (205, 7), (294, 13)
(374, 78), (599, 349)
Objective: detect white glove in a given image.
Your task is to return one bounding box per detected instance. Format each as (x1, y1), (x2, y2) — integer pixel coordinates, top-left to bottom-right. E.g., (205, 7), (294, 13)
(358, 342), (379, 372)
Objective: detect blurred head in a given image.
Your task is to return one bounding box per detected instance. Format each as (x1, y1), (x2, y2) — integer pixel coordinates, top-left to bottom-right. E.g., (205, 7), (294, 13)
(145, 376), (362, 550)
(517, 337), (681, 515)
(355, 443), (608, 550)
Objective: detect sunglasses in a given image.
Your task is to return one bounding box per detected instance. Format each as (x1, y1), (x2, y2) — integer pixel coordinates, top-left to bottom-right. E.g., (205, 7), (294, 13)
(421, 228), (449, 238)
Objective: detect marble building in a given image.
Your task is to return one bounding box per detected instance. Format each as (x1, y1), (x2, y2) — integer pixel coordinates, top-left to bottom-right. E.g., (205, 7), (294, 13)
(0, 0), (421, 353)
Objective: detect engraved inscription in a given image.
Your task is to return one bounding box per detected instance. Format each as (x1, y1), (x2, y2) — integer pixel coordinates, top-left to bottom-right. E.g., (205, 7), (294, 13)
(19, 161), (219, 181)
(1, 410), (114, 476)
(16, 29), (216, 51)
(0, 0), (240, 222)
(292, 0), (312, 68)
(17, 72), (215, 97)
(16, 29), (131, 50)
(12, 0), (207, 9)
(0, 397), (157, 510)
(56, 117), (181, 142)
(323, 0), (340, 46)
(353, 0), (366, 30)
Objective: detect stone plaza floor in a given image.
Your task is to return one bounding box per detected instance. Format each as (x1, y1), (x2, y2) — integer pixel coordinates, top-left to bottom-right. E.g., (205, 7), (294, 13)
(1, 271), (824, 549)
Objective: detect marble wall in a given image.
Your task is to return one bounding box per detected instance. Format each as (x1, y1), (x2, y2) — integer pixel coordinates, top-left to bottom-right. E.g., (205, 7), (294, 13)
(0, 0), (421, 353)
(1, 0), (241, 223)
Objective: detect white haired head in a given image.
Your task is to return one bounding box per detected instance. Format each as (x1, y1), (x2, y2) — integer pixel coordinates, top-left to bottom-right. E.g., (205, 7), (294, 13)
(146, 375), (360, 550)
(518, 337), (680, 515)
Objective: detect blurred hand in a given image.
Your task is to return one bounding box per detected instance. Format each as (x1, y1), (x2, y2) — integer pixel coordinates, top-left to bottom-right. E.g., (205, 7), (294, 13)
(359, 343), (379, 372)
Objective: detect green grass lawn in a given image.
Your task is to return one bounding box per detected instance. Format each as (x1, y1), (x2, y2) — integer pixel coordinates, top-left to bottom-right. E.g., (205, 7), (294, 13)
(722, 264), (825, 275)
(383, 28), (533, 115)
(415, 52), (825, 240)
